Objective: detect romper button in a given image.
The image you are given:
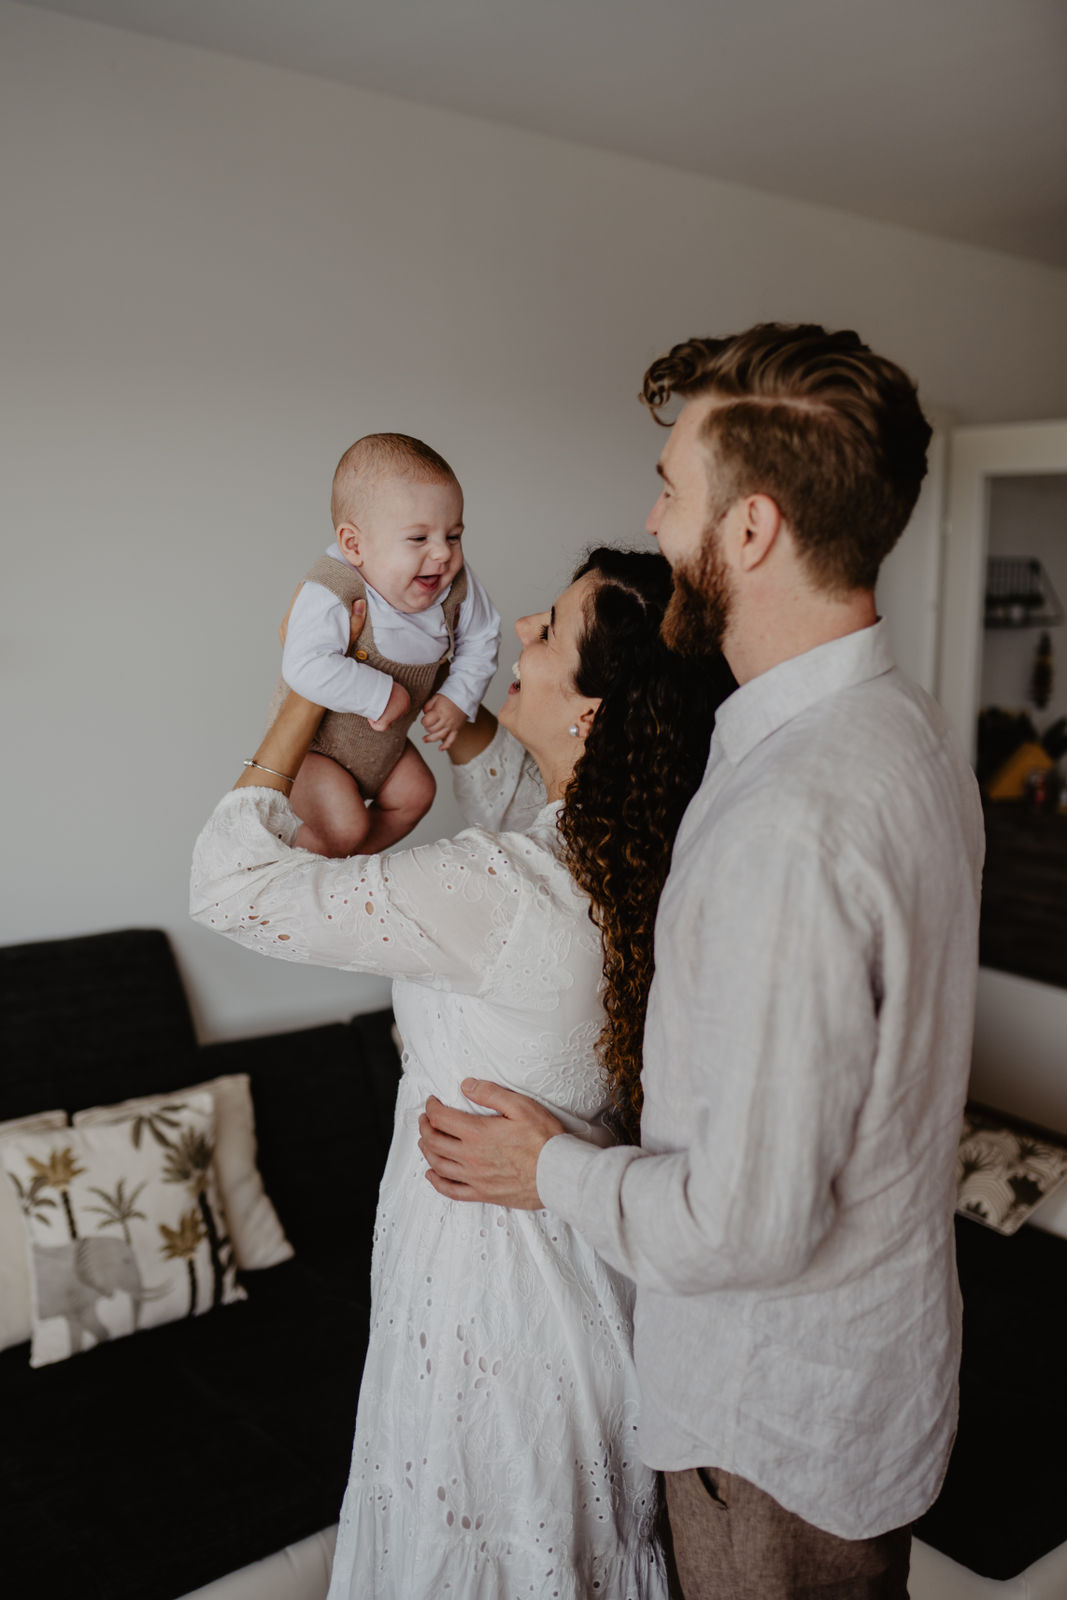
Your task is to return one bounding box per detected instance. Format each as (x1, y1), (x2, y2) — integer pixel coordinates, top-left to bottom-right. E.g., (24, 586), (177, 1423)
(355, 649), (369, 661)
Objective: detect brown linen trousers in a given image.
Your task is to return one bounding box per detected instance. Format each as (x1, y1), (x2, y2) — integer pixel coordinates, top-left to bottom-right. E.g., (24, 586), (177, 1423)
(664, 1467), (912, 1600)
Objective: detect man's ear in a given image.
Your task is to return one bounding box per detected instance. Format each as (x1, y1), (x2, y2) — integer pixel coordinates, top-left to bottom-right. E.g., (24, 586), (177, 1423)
(337, 522), (363, 566)
(737, 493), (783, 573)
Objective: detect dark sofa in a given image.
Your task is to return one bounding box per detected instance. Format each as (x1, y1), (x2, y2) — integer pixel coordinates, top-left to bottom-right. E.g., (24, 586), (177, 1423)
(5, 930), (1066, 1597)
(0, 928), (400, 1600)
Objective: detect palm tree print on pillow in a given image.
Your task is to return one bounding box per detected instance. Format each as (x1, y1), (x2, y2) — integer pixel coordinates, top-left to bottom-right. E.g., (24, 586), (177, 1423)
(84, 1178), (148, 1246)
(9, 1170), (59, 1231)
(124, 1104), (189, 1151)
(159, 1209), (206, 1316)
(26, 1148), (85, 1239)
(161, 1129), (230, 1308)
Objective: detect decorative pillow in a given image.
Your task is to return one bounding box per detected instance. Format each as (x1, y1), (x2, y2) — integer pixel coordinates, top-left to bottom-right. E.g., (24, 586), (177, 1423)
(74, 1074), (292, 1271)
(956, 1106), (1067, 1235)
(0, 1110), (68, 1352)
(3, 1092), (245, 1366)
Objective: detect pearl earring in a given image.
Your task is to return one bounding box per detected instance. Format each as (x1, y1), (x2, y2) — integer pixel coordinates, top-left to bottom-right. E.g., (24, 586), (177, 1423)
(568, 724), (580, 737)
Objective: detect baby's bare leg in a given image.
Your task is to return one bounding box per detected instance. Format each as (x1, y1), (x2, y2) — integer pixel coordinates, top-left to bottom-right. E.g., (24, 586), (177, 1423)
(290, 752), (372, 858)
(362, 742), (436, 854)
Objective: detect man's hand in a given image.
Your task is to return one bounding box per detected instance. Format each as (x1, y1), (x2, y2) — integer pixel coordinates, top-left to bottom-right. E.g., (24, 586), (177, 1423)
(368, 678), (411, 731)
(418, 1080), (564, 1207)
(421, 693), (467, 752)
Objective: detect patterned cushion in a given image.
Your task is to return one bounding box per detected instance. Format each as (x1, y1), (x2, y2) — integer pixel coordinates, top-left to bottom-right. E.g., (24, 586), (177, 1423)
(4, 1093), (244, 1366)
(74, 1074), (292, 1272)
(0, 1111), (68, 1352)
(956, 1104), (1067, 1234)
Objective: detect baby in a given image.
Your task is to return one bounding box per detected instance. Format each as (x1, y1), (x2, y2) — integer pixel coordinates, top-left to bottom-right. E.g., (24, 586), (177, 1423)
(273, 433), (500, 857)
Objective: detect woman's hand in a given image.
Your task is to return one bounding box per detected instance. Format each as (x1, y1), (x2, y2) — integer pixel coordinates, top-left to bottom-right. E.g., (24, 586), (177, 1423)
(279, 592), (367, 650)
(348, 596), (367, 649)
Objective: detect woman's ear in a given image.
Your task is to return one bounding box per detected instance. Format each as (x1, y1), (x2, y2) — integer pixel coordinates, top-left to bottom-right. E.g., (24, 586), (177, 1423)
(337, 523), (363, 566)
(573, 699), (602, 742)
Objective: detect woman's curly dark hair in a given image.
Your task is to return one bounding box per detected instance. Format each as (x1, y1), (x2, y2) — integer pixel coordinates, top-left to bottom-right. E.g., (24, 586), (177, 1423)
(557, 547), (735, 1142)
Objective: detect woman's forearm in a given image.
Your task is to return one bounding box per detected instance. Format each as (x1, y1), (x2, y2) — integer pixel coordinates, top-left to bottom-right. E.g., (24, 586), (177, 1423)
(447, 703), (498, 767)
(234, 690), (325, 795)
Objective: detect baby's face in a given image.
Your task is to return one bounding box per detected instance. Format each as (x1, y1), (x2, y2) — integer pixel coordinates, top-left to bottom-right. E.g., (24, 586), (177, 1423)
(345, 476), (465, 613)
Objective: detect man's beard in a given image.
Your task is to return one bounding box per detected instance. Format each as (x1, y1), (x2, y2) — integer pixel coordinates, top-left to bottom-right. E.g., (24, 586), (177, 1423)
(661, 519), (733, 657)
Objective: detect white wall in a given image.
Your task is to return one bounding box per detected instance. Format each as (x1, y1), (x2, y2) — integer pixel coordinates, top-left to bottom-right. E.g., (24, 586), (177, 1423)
(6, 1), (1067, 1043)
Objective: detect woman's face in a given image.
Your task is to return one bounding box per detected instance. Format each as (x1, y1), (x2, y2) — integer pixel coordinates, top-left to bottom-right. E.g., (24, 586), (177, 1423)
(498, 572), (600, 778)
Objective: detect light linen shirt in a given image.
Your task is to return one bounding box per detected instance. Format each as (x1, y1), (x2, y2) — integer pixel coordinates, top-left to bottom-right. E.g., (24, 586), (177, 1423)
(281, 548), (500, 723)
(538, 621), (985, 1540)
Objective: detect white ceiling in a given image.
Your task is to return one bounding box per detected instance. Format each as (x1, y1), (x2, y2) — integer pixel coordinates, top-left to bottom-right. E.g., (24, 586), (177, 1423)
(14, 0), (1067, 269)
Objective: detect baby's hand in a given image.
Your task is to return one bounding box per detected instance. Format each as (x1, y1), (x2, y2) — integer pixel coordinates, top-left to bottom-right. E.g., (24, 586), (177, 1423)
(369, 679), (411, 732)
(421, 694), (466, 752)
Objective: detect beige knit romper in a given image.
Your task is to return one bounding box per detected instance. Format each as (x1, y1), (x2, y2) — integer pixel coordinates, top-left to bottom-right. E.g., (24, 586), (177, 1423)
(270, 557), (468, 800)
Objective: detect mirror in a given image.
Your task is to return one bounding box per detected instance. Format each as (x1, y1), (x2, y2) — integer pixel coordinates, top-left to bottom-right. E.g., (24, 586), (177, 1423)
(936, 421), (1067, 1132)
(975, 474), (1067, 988)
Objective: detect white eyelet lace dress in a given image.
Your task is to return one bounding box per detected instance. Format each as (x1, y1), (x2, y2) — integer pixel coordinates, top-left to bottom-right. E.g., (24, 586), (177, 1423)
(190, 726), (669, 1600)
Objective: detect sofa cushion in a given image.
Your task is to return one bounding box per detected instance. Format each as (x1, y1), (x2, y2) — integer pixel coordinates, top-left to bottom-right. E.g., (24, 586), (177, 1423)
(956, 1104), (1067, 1234)
(0, 929), (197, 1120)
(0, 1110), (68, 1352)
(74, 1074), (293, 1272)
(201, 1011), (402, 1274)
(914, 1216), (1067, 1578)
(0, 1257), (369, 1600)
(6, 1093), (245, 1366)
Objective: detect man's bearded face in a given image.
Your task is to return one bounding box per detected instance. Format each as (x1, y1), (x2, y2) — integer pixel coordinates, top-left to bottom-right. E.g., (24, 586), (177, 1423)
(661, 513), (733, 656)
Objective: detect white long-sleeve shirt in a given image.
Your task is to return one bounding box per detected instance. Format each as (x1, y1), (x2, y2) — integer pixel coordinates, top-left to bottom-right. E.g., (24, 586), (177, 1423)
(281, 549), (500, 724)
(536, 621), (985, 1540)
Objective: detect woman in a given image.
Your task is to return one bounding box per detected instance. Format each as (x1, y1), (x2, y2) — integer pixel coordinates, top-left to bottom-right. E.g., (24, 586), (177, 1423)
(191, 548), (734, 1599)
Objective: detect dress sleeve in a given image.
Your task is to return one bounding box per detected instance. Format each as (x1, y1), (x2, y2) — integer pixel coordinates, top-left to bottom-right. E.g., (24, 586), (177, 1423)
(451, 721), (546, 833)
(190, 787), (523, 993)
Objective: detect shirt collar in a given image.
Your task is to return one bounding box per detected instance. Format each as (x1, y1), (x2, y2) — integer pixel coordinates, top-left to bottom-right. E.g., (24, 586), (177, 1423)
(713, 619), (895, 766)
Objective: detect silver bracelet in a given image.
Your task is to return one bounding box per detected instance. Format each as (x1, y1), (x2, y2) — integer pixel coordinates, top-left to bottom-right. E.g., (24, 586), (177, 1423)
(243, 758), (296, 784)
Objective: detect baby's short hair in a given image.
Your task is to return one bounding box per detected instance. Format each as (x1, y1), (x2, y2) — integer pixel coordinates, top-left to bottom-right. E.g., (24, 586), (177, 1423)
(331, 433), (458, 527)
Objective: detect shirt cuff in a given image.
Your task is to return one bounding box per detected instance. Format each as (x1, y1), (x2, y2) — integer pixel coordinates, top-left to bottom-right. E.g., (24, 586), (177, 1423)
(537, 1133), (609, 1232)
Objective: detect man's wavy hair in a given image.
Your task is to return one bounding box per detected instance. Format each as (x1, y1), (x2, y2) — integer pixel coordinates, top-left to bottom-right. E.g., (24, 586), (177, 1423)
(642, 323), (932, 593)
(557, 547), (735, 1141)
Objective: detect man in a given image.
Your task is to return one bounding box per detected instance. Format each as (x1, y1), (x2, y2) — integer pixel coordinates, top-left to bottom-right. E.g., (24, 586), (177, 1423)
(420, 323), (984, 1598)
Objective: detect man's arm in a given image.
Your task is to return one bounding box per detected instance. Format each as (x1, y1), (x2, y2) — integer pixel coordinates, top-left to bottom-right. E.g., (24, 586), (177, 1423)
(423, 824), (880, 1295)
